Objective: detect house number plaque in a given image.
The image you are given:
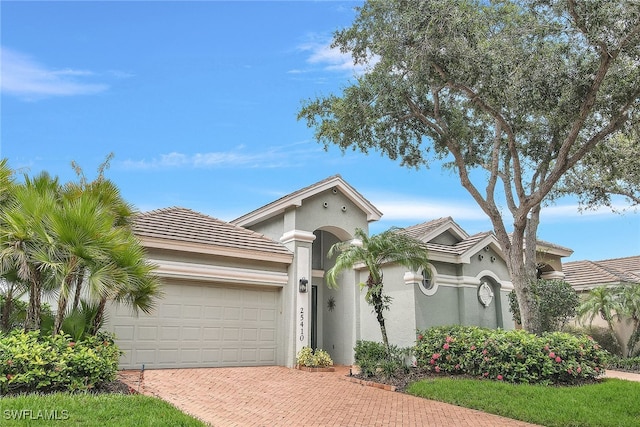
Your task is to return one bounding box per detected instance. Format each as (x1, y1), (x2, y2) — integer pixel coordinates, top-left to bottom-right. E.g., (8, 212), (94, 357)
(299, 307), (304, 341)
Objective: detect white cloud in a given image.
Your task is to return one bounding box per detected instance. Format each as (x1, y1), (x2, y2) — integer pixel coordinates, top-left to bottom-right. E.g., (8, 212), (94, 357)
(120, 142), (324, 170)
(369, 193), (488, 223)
(295, 37), (377, 76)
(0, 47), (109, 99)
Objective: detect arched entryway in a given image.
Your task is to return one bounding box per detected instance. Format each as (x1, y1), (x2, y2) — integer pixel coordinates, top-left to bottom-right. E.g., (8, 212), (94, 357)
(310, 227), (354, 365)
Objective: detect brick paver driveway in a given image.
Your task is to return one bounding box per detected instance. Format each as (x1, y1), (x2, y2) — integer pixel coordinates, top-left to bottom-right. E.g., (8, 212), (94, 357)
(120, 366), (539, 426)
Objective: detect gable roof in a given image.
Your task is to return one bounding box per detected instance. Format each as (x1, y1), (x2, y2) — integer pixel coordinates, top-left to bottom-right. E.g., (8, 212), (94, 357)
(563, 256), (640, 290)
(402, 217), (574, 265)
(133, 207), (293, 264)
(232, 175), (383, 228)
(402, 218), (503, 264)
(402, 217), (468, 242)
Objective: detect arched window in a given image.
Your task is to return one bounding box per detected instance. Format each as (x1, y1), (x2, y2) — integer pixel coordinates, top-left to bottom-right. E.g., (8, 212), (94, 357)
(418, 265), (438, 296)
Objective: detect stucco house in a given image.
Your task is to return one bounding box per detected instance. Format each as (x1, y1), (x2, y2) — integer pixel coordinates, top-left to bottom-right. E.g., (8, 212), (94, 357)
(564, 255), (640, 355)
(105, 175), (572, 369)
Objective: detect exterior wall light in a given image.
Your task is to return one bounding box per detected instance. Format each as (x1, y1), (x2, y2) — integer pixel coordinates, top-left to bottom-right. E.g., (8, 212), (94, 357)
(299, 278), (308, 293)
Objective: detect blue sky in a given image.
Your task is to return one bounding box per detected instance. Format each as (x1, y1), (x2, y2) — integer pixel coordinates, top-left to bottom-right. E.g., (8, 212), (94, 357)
(1, 1), (638, 263)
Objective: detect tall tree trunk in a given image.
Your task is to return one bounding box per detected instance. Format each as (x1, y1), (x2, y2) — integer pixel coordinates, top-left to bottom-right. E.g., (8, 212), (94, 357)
(72, 270), (85, 311)
(54, 274), (76, 335)
(1, 289), (14, 333)
(25, 272), (42, 332)
(500, 209), (541, 334)
(369, 281), (390, 356)
(90, 297), (108, 336)
(627, 317), (640, 357)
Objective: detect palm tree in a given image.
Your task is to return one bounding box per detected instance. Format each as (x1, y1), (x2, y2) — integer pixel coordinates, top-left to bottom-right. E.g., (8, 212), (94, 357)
(326, 227), (430, 355)
(88, 230), (162, 336)
(0, 173), (60, 331)
(50, 170), (159, 336)
(49, 190), (120, 334)
(63, 157), (136, 313)
(617, 284), (640, 357)
(0, 160), (21, 332)
(0, 158), (161, 336)
(578, 286), (622, 350)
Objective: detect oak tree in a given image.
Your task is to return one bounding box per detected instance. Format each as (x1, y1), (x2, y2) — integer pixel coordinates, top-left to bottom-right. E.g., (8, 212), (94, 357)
(298, 0), (640, 332)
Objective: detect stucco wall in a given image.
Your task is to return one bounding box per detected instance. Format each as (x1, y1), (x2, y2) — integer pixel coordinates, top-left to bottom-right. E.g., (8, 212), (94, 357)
(295, 192), (368, 238)
(355, 264), (418, 350)
(247, 214), (285, 244)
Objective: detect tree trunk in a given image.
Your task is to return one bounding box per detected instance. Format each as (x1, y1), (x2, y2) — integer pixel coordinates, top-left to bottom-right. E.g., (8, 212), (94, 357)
(369, 283), (391, 356)
(496, 210), (541, 334)
(375, 304), (390, 356)
(54, 274), (77, 335)
(1, 290), (13, 333)
(25, 274), (42, 332)
(72, 270), (85, 311)
(54, 294), (68, 336)
(627, 318), (640, 357)
(90, 297), (108, 336)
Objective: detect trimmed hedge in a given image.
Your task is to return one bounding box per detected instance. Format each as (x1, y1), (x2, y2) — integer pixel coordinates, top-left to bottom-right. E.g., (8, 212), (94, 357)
(0, 330), (121, 394)
(415, 325), (609, 385)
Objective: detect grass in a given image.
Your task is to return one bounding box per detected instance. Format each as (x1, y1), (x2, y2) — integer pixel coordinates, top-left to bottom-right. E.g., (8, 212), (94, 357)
(407, 377), (640, 427)
(0, 393), (207, 426)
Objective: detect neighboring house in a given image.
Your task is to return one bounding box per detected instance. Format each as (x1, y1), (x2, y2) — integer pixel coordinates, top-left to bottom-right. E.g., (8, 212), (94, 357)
(564, 255), (640, 355)
(105, 175), (573, 369)
(563, 256), (640, 291)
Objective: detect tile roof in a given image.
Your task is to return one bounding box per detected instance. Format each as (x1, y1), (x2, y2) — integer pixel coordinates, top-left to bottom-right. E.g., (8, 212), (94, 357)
(400, 218), (496, 259)
(133, 207), (292, 258)
(401, 217), (573, 263)
(402, 217), (455, 240)
(563, 256), (640, 289)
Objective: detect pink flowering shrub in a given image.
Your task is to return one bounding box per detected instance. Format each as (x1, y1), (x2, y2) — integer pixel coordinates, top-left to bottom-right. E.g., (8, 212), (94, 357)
(413, 326), (609, 385)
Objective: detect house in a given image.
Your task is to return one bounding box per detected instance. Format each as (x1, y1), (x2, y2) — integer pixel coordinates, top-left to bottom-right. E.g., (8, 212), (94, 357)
(563, 256), (640, 291)
(563, 255), (640, 355)
(105, 175), (572, 369)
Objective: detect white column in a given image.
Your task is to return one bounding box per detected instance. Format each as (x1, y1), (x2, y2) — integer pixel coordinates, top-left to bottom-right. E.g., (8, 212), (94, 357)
(296, 246), (311, 355)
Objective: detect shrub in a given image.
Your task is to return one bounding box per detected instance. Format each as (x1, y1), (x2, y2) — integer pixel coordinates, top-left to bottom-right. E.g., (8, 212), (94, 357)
(606, 355), (640, 372)
(508, 279), (579, 333)
(414, 325), (608, 385)
(353, 340), (410, 378)
(0, 330), (121, 394)
(565, 325), (622, 357)
(296, 347), (333, 368)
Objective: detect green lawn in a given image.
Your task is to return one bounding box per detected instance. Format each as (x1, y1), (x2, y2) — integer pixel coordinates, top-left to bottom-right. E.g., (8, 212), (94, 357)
(0, 393), (207, 426)
(407, 377), (640, 427)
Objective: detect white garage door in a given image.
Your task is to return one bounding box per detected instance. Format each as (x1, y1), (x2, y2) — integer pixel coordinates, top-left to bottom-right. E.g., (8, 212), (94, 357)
(107, 280), (280, 369)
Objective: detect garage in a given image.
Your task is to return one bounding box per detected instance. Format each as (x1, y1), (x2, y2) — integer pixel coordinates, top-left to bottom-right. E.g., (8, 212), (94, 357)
(109, 279), (281, 369)
(106, 207), (293, 370)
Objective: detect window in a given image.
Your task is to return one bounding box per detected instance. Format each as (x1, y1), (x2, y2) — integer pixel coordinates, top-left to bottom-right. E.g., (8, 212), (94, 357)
(418, 265), (438, 296)
(422, 269), (434, 291)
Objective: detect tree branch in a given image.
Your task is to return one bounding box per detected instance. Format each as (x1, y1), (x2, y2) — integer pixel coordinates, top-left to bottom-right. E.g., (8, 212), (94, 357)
(431, 62), (527, 205)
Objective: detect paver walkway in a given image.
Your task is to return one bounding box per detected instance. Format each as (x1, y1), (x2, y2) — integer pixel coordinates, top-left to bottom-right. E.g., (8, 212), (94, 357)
(119, 366), (541, 427)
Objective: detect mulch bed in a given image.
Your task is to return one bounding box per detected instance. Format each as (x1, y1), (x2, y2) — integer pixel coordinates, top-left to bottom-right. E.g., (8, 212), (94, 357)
(349, 367), (435, 393)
